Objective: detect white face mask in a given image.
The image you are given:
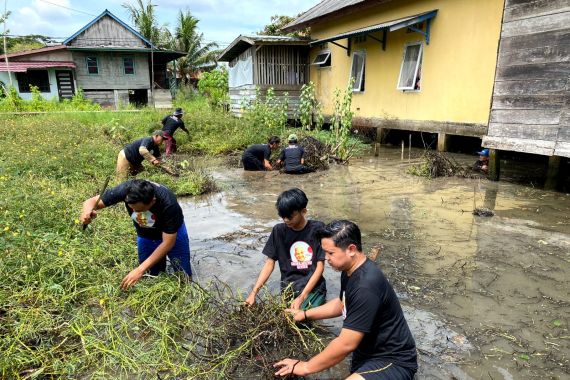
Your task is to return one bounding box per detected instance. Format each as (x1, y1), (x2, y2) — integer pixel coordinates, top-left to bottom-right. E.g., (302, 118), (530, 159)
(131, 210), (156, 228)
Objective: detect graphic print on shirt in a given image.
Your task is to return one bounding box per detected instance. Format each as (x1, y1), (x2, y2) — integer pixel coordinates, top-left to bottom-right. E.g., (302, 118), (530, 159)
(341, 290), (347, 319)
(131, 210), (156, 228)
(290, 241), (313, 269)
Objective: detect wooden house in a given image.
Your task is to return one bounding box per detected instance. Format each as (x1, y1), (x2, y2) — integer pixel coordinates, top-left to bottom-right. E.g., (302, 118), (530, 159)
(482, 0), (570, 182)
(0, 9), (184, 108)
(282, 0), (504, 150)
(217, 35), (310, 116)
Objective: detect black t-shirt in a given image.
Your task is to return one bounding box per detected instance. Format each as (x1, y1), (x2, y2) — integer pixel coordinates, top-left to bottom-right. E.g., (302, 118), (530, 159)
(262, 220), (326, 295)
(161, 115), (186, 136)
(101, 180), (184, 240)
(123, 137), (161, 165)
(243, 144), (271, 162)
(278, 145), (305, 171)
(340, 259), (417, 370)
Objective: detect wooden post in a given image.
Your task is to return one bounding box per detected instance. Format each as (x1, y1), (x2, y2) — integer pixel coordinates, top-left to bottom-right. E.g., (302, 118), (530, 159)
(408, 134), (411, 162)
(375, 127), (388, 144)
(401, 141), (404, 160)
(374, 143), (380, 157)
(545, 156), (561, 190)
(437, 133), (449, 152)
(488, 149), (500, 181)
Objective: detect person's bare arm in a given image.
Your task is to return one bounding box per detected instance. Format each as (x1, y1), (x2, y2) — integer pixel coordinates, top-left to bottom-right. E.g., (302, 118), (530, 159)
(264, 159), (273, 170)
(291, 261), (324, 309)
(80, 196), (107, 225)
(245, 258), (276, 305)
(139, 146), (160, 166)
(120, 231), (176, 290)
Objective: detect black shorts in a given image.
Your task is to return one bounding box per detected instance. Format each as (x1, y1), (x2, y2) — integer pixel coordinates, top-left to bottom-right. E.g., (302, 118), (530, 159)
(352, 360), (416, 380)
(242, 155), (264, 171)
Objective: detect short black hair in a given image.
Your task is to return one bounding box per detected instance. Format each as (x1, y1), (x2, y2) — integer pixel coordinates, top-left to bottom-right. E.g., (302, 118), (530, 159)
(268, 135), (281, 145)
(316, 220), (362, 251)
(125, 179), (155, 204)
(276, 188), (308, 219)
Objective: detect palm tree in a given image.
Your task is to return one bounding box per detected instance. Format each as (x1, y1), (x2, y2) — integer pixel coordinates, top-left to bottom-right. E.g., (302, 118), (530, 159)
(122, 0), (162, 45)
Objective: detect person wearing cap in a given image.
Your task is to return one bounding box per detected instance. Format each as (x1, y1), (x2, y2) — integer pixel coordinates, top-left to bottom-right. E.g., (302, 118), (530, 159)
(276, 134), (313, 174)
(242, 136), (281, 171)
(116, 131), (165, 179)
(80, 179), (192, 290)
(473, 148), (490, 173)
(161, 108), (190, 157)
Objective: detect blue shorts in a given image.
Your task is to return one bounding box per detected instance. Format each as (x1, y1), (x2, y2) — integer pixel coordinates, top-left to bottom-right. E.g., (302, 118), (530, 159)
(352, 360), (416, 380)
(137, 223), (192, 276)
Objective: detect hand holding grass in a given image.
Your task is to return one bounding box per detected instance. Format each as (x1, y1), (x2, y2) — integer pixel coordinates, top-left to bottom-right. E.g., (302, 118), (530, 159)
(121, 267), (144, 290)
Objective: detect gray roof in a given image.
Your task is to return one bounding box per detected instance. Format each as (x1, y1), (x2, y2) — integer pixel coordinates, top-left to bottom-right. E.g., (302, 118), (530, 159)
(283, 0), (395, 31)
(217, 35), (309, 62)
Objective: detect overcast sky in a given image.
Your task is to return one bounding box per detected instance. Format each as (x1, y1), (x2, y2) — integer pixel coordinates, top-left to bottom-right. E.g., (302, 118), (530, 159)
(5, 0), (320, 48)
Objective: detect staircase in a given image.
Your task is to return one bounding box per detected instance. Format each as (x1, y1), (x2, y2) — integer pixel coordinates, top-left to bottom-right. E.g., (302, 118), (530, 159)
(153, 89), (173, 109)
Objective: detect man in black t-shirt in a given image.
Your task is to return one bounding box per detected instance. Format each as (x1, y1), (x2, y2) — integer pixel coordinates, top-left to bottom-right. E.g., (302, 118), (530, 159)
(245, 188), (326, 310)
(161, 108), (189, 156)
(80, 179), (192, 290)
(242, 135), (281, 171)
(275, 220), (417, 380)
(116, 130), (165, 179)
(276, 134), (314, 174)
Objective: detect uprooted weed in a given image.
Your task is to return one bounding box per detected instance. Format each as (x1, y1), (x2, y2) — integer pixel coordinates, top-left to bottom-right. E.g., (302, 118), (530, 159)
(407, 151), (478, 179)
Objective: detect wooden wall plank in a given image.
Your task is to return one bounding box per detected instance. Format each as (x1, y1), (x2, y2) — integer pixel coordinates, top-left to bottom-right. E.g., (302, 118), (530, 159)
(488, 122), (560, 140)
(482, 135), (555, 155)
(495, 62), (570, 81)
(493, 79), (568, 96)
(501, 12), (569, 37)
(498, 44), (570, 66)
(500, 29), (570, 52)
(492, 94), (569, 110)
(490, 109), (560, 125)
(554, 141), (570, 157)
(504, 0), (570, 23)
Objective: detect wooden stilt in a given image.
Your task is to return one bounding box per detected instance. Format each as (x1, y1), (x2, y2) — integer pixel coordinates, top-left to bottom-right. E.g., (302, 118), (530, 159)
(437, 133), (449, 152)
(545, 156), (561, 190)
(488, 149), (500, 181)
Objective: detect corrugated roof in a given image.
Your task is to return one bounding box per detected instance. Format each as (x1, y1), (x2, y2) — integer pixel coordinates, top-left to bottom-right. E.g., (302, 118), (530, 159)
(284, 0), (395, 31)
(309, 10), (437, 45)
(218, 34), (309, 62)
(0, 45), (68, 60)
(0, 61), (76, 72)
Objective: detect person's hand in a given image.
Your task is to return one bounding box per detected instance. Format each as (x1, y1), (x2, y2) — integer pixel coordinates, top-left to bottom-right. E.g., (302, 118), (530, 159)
(244, 291), (256, 306)
(284, 308), (306, 322)
(290, 295), (304, 310)
(121, 267), (144, 290)
(274, 359), (304, 377)
(152, 159), (161, 167)
(80, 209), (97, 225)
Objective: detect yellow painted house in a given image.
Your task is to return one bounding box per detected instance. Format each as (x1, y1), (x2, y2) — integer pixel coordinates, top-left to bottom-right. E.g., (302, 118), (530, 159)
(283, 0), (505, 150)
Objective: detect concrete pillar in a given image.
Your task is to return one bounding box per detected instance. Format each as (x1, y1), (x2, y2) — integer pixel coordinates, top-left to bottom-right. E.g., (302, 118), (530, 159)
(437, 133), (450, 152)
(545, 156), (561, 190)
(488, 149), (500, 181)
(375, 127), (389, 143)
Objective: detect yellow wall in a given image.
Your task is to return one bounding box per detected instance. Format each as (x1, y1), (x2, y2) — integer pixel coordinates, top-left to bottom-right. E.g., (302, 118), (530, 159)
(309, 0), (504, 125)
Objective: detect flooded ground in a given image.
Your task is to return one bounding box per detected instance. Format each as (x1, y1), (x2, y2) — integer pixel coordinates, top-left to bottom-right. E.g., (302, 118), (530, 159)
(181, 147), (570, 379)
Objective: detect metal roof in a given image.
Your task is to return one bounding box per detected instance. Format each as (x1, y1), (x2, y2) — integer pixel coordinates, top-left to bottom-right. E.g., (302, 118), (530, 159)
(63, 9), (156, 48)
(218, 35), (310, 62)
(310, 10), (438, 45)
(0, 61), (76, 72)
(284, 0), (395, 31)
(0, 45), (68, 60)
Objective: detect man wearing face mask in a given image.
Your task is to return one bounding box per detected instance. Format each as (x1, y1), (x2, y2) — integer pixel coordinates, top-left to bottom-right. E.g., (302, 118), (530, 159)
(80, 179), (191, 289)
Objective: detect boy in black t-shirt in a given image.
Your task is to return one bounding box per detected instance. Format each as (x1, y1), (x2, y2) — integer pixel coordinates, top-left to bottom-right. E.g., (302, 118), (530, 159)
(276, 134), (314, 174)
(274, 220), (417, 380)
(245, 188), (326, 310)
(80, 179), (192, 290)
(242, 135), (281, 171)
(117, 131), (165, 179)
(161, 108), (190, 157)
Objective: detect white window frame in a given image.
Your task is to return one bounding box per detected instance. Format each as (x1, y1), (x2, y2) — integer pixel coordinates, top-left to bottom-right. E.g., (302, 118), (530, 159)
(349, 50), (366, 92)
(311, 50), (331, 68)
(397, 42), (423, 91)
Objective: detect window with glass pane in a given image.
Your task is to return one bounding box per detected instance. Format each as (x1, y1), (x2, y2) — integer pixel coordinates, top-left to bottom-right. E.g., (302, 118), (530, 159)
(350, 51), (366, 92)
(312, 51), (331, 67)
(397, 43), (423, 90)
(86, 56), (99, 74)
(123, 57), (135, 75)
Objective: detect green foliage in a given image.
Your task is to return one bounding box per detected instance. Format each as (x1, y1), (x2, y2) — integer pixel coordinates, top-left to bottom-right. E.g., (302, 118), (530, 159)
(331, 79), (355, 160)
(299, 81), (324, 131)
(258, 14), (310, 37)
(0, 86), (101, 112)
(197, 67), (229, 109)
(243, 87), (288, 133)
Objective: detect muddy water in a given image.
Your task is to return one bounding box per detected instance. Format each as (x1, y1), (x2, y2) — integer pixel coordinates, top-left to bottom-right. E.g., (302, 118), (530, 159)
(181, 147), (570, 380)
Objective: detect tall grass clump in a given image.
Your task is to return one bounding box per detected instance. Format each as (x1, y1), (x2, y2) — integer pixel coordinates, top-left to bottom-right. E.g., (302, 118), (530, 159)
(0, 86), (101, 112)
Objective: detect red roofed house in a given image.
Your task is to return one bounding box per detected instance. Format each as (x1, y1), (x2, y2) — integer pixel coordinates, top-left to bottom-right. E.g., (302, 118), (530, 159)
(0, 9), (184, 108)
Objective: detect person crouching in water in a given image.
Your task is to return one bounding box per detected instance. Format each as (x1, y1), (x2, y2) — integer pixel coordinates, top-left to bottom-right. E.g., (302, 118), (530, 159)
(245, 188), (326, 310)
(242, 136), (281, 171)
(276, 134), (314, 174)
(473, 148), (490, 173)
